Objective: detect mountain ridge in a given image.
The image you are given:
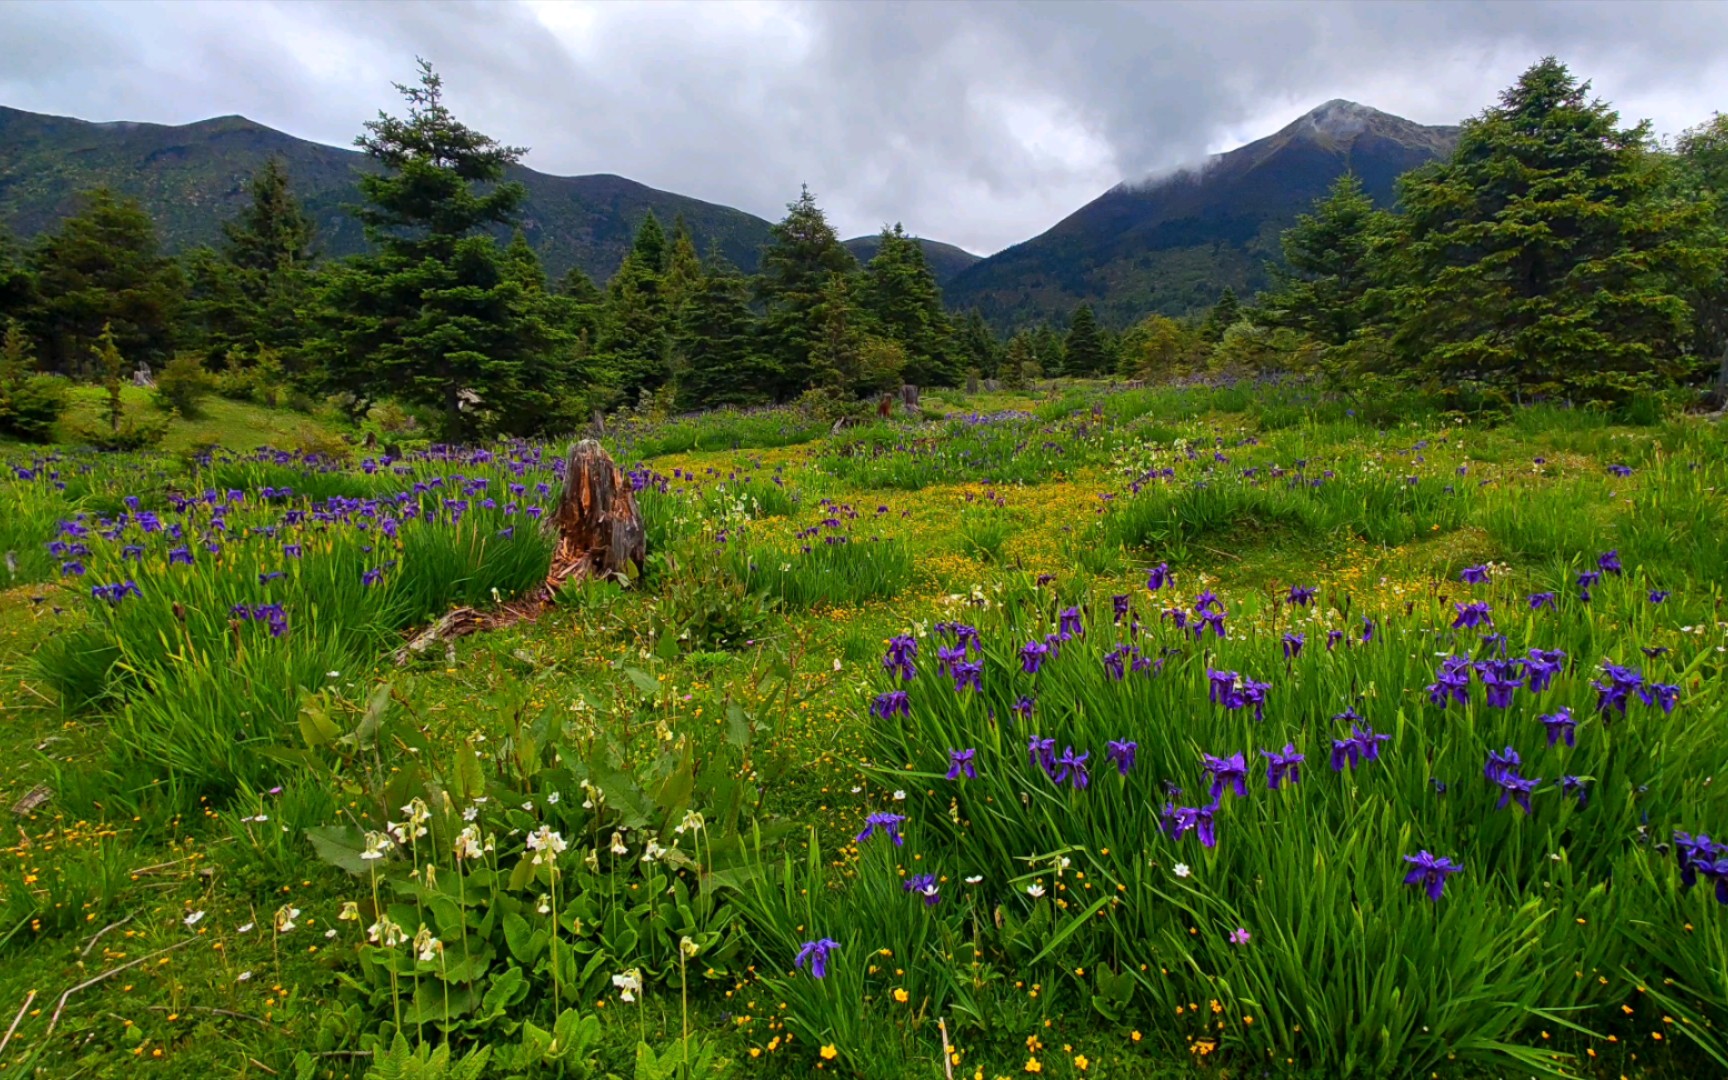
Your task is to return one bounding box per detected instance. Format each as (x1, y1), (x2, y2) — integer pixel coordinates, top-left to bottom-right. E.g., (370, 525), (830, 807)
(944, 99), (1459, 328)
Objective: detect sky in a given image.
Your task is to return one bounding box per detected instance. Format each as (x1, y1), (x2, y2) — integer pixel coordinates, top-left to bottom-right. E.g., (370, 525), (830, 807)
(2, 0), (1726, 256)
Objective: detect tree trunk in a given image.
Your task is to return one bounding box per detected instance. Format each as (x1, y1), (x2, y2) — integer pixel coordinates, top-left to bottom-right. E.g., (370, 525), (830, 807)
(548, 439), (645, 586)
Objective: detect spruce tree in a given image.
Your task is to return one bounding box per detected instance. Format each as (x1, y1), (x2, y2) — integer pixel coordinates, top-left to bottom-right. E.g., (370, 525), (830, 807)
(755, 186), (858, 398)
(0, 225), (37, 325)
(29, 188), (182, 374)
(1200, 287), (1242, 344)
(1259, 174), (1389, 348)
(1062, 303), (1110, 376)
(1675, 113), (1728, 386)
(313, 60), (575, 438)
(1001, 332), (1036, 390)
(662, 215), (704, 315)
(956, 308), (1000, 378)
(504, 229), (546, 292)
(596, 214), (673, 402)
(857, 224), (957, 387)
(208, 157), (319, 361)
(675, 253), (774, 411)
(1392, 57), (1713, 400)
(559, 265), (603, 305)
(222, 157), (316, 276)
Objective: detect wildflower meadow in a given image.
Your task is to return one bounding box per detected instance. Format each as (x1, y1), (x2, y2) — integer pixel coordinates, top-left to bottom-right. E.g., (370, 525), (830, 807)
(2, 381), (1727, 1079)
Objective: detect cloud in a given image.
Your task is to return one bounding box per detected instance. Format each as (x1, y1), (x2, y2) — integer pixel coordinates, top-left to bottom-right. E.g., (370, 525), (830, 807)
(2, 0), (1725, 254)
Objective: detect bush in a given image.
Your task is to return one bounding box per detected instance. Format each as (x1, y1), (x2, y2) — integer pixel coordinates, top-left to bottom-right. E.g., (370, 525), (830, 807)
(0, 373), (70, 442)
(154, 352), (215, 416)
(72, 410), (170, 451)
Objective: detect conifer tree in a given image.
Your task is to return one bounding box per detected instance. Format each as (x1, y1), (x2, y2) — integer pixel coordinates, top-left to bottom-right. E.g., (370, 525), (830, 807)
(1258, 174), (1389, 347)
(956, 308), (1000, 378)
(1674, 113), (1728, 386)
(858, 224), (957, 386)
(1062, 303), (1110, 376)
(1200, 287), (1242, 344)
(1392, 57), (1713, 400)
(597, 214), (673, 402)
(558, 265), (603, 305)
(1001, 331), (1036, 389)
(504, 229), (546, 292)
(755, 186), (858, 398)
(205, 157), (319, 361)
(0, 225), (37, 325)
(313, 60), (575, 437)
(662, 215), (705, 315)
(29, 188), (182, 374)
(674, 253), (773, 411)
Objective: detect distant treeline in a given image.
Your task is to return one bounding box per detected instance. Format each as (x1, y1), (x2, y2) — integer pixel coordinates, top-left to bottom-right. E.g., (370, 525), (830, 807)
(2, 57), (1725, 442)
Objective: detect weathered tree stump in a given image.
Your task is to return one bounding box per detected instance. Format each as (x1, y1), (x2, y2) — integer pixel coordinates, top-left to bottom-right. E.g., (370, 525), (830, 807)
(548, 439), (645, 587)
(966, 373), (979, 394)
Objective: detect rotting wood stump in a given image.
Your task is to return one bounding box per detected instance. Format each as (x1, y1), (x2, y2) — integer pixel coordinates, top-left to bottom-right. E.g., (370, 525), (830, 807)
(548, 438), (645, 587)
(394, 439), (643, 665)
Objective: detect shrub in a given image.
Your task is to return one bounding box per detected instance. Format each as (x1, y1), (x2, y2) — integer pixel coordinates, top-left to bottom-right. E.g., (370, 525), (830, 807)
(0, 373), (70, 442)
(154, 352), (216, 416)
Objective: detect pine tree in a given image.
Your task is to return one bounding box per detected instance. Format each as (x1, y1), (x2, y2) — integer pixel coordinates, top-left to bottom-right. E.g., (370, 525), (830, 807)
(596, 214), (673, 402)
(313, 60), (575, 438)
(662, 216), (704, 315)
(755, 186), (858, 398)
(0, 226), (36, 325)
(92, 321), (126, 433)
(808, 273), (865, 394)
(1392, 57), (1714, 400)
(558, 265), (603, 305)
(1001, 331), (1036, 389)
(1062, 303), (1110, 376)
(674, 254), (773, 411)
(504, 229), (546, 292)
(1200, 288), (1242, 344)
(222, 157), (316, 276)
(1259, 174), (1390, 348)
(203, 158), (319, 363)
(29, 188), (182, 374)
(857, 224), (957, 387)
(1675, 113), (1728, 386)
(956, 308), (1000, 378)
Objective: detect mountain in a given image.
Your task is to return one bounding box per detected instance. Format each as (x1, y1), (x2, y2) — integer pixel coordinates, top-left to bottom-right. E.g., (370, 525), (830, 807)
(0, 105), (774, 282)
(945, 100), (1459, 329)
(842, 234), (982, 284)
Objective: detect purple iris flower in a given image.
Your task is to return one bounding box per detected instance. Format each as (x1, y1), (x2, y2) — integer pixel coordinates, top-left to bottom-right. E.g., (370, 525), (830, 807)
(903, 874), (941, 907)
(120, 544), (144, 561)
(1598, 550), (1623, 576)
(1524, 648), (1566, 692)
(362, 566), (384, 586)
(950, 660), (983, 693)
(1649, 683), (1680, 715)
(1674, 832), (1721, 893)
(1169, 802), (1220, 848)
(1402, 851), (1463, 901)
(946, 748), (977, 781)
(855, 813), (907, 846)
(1282, 632), (1305, 659)
(1560, 776), (1588, 807)
(90, 580), (140, 604)
(1459, 564), (1491, 584)
(1058, 607), (1084, 640)
(1208, 669), (1239, 707)
(1106, 740), (1137, 776)
(871, 691), (911, 720)
(795, 938), (840, 978)
(1012, 695), (1036, 721)
(1020, 641), (1049, 674)
(1287, 584), (1316, 606)
(1608, 463), (1633, 478)
(1330, 725), (1390, 771)
(1528, 592), (1557, 611)
(1112, 595), (1131, 624)
(1494, 773), (1540, 815)
(1484, 746), (1521, 783)
(1649, 590), (1669, 604)
(1474, 659), (1523, 709)
(283, 544), (302, 559)
(1539, 708), (1576, 748)
(1326, 629), (1344, 650)
(1452, 602), (1493, 630)
(60, 561), (85, 577)
(1051, 747), (1090, 790)
(1203, 753), (1249, 799)
(1592, 663), (1646, 715)
(936, 645), (968, 675)
(883, 635), (918, 681)
(259, 571), (285, 585)
(1426, 656), (1472, 708)
(1028, 736), (1056, 774)
(1146, 563), (1171, 592)
(1261, 745), (1304, 790)
(1360, 616), (1376, 644)
(1102, 645), (1132, 682)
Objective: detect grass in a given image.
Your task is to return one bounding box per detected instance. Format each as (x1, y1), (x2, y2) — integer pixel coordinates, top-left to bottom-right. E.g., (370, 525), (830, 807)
(53, 384), (354, 454)
(0, 379), (1723, 1078)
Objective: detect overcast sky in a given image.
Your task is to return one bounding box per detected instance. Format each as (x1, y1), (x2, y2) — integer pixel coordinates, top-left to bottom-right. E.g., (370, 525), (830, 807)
(2, 0), (1726, 255)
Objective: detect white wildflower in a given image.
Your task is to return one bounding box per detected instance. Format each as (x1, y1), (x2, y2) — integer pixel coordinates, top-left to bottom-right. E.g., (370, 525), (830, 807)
(612, 968), (643, 1003)
(183, 910), (205, 928)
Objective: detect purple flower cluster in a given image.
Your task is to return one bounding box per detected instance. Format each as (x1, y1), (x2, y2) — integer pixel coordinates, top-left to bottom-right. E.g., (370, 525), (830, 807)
(1675, 832), (1728, 905)
(1592, 663), (1680, 716)
(230, 602), (289, 637)
(1207, 669), (1270, 720)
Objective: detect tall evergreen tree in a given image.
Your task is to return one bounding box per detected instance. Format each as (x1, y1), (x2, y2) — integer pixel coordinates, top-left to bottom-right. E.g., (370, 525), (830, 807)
(313, 60), (575, 437)
(1674, 113), (1728, 387)
(755, 186), (858, 398)
(1392, 57), (1714, 400)
(675, 253), (774, 411)
(1258, 174), (1390, 348)
(503, 228), (546, 292)
(1062, 303), (1110, 376)
(222, 157), (316, 276)
(956, 308), (1000, 378)
(29, 188), (181, 374)
(858, 224), (957, 387)
(202, 157), (320, 361)
(662, 215), (704, 315)
(1199, 287), (1242, 344)
(1001, 331), (1038, 390)
(558, 265), (603, 305)
(0, 226), (36, 325)
(597, 214), (673, 402)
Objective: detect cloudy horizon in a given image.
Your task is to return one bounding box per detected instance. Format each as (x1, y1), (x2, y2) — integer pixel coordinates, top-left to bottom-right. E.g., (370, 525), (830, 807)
(2, 0), (1724, 256)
